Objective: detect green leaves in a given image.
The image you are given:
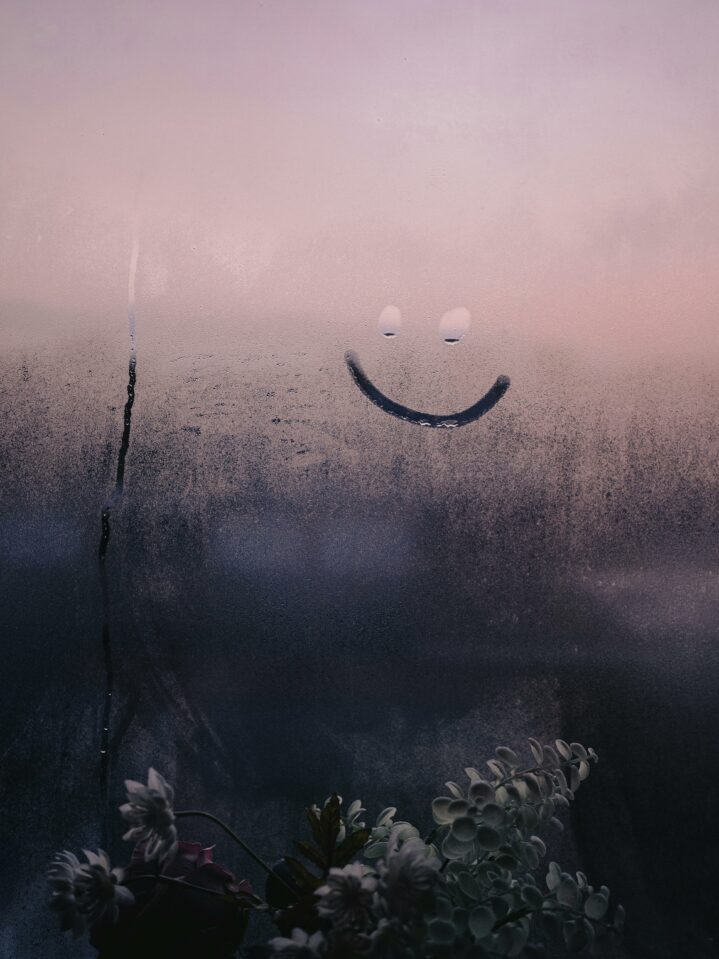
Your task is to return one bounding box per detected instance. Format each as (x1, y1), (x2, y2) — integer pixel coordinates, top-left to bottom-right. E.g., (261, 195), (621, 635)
(538, 860), (626, 955)
(274, 738), (623, 957)
(423, 739), (623, 956)
(284, 855), (322, 894)
(293, 841), (326, 873)
(431, 738), (593, 869)
(273, 794), (373, 907)
(270, 795), (373, 936)
(51, 735), (625, 959)
(476, 825), (502, 851)
(584, 892), (609, 920)
(295, 795), (372, 883)
(468, 904), (494, 938)
(426, 917), (456, 945)
(451, 816), (478, 843)
(495, 746), (521, 768)
(305, 794), (342, 866)
(468, 781), (496, 806)
(556, 876), (581, 910)
(335, 827), (373, 865)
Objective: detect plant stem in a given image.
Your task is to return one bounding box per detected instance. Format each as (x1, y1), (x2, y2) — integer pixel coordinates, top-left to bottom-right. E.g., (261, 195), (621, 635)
(497, 754), (584, 790)
(175, 810), (298, 900)
(128, 873), (260, 904)
(492, 906), (534, 930)
(492, 900), (616, 934)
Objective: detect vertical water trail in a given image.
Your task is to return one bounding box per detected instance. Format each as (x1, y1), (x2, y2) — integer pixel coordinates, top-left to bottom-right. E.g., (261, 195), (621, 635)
(98, 229), (139, 842)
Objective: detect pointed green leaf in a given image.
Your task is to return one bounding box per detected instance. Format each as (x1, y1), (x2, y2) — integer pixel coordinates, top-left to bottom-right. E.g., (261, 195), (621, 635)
(293, 840), (327, 871)
(305, 808), (323, 846)
(283, 856), (321, 892)
(335, 828), (371, 866)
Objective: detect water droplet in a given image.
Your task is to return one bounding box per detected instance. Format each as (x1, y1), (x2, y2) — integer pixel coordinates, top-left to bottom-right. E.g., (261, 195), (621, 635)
(439, 306), (471, 343)
(378, 305), (402, 337)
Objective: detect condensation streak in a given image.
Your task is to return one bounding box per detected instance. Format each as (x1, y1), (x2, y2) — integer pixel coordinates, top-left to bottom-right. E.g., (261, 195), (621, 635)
(97, 230), (139, 842)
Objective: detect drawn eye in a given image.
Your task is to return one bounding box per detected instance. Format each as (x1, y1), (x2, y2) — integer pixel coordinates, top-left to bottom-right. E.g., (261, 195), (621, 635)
(439, 306), (471, 344)
(378, 304), (402, 337)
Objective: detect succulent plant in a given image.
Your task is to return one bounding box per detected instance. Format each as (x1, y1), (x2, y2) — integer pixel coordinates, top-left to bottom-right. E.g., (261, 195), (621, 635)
(48, 740), (623, 958)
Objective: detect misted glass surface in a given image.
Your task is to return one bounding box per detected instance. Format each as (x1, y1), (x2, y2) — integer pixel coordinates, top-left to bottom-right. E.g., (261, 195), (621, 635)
(2, 3), (718, 958)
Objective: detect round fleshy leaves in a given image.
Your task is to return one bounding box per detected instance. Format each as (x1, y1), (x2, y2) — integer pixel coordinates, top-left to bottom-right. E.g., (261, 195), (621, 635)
(468, 781), (495, 806)
(469, 905), (494, 939)
(451, 816), (478, 843)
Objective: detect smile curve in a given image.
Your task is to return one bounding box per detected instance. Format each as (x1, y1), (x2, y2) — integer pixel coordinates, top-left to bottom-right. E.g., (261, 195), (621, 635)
(345, 351), (510, 428)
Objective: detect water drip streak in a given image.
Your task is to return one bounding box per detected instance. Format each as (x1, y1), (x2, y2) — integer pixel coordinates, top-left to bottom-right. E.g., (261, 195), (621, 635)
(98, 234), (139, 842)
(98, 354), (136, 840)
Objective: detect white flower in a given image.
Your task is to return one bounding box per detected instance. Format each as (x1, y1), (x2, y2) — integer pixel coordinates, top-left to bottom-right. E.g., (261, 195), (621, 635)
(75, 850), (135, 926)
(269, 927), (325, 956)
(120, 767), (178, 862)
(47, 849), (134, 935)
(47, 851), (85, 937)
(316, 862), (377, 929)
(377, 835), (439, 919)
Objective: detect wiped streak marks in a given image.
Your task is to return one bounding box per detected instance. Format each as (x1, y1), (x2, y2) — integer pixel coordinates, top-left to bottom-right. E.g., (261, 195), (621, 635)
(97, 232), (139, 841)
(345, 350), (510, 428)
(127, 231), (139, 357)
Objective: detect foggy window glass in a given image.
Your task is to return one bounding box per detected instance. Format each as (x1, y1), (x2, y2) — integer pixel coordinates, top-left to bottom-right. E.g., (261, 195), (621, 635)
(2, 3), (718, 958)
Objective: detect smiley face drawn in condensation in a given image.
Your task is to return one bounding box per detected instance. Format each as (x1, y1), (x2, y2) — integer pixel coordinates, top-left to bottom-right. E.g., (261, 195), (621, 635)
(345, 305), (510, 428)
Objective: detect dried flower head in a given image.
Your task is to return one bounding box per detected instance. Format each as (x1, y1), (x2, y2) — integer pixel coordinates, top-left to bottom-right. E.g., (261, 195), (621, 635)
(316, 862), (377, 929)
(47, 849), (134, 936)
(120, 767), (178, 863)
(47, 851), (85, 937)
(377, 834), (439, 920)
